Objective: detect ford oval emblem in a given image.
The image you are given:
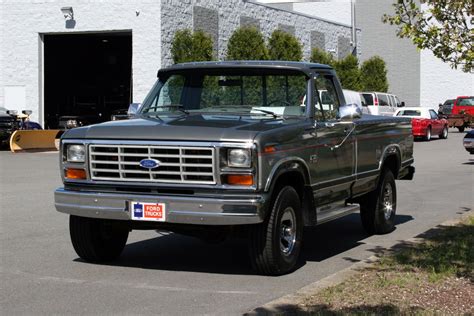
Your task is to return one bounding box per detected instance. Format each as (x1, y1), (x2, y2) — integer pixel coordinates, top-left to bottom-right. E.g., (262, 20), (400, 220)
(139, 159), (160, 169)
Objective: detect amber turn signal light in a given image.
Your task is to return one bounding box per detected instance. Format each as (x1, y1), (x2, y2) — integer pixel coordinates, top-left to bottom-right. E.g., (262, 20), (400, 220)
(65, 168), (87, 180)
(226, 174), (254, 186)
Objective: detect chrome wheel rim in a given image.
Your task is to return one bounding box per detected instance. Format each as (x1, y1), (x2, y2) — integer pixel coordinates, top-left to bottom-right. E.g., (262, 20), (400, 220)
(280, 207), (297, 256)
(426, 128), (431, 140)
(443, 128), (448, 138)
(382, 182), (394, 220)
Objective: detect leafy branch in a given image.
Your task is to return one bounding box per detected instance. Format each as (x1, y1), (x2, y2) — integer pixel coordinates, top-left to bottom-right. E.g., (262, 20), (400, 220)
(383, 0), (473, 72)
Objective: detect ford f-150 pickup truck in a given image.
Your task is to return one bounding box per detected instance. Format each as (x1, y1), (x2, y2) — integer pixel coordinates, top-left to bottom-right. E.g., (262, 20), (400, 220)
(55, 61), (415, 275)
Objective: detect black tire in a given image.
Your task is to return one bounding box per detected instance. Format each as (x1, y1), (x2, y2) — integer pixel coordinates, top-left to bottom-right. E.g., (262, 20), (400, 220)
(249, 186), (303, 275)
(458, 126), (465, 133)
(69, 215), (129, 263)
(359, 169), (397, 235)
(439, 126), (448, 139)
(424, 126), (431, 141)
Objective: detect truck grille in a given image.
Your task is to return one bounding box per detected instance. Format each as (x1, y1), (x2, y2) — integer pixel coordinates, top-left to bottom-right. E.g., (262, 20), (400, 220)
(89, 145), (216, 184)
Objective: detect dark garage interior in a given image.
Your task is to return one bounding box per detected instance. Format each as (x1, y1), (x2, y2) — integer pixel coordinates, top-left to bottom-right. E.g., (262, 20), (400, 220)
(44, 32), (132, 129)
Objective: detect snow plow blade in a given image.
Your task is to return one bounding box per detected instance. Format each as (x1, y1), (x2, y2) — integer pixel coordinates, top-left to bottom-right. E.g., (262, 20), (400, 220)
(9, 130), (63, 153)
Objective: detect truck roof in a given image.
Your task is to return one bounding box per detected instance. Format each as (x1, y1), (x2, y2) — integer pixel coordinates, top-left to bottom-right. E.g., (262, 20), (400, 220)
(158, 60), (333, 77)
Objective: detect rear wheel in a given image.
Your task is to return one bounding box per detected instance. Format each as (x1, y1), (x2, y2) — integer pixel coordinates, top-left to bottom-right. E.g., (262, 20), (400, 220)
(360, 169), (397, 235)
(69, 215), (129, 262)
(439, 126), (448, 139)
(249, 186), (303, 275)
(424, 127), (431, 141)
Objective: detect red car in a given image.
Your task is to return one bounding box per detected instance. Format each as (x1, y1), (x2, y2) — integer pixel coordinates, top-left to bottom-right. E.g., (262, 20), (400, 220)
(395, 107), (448, 141)
(452, 96), (474, 115)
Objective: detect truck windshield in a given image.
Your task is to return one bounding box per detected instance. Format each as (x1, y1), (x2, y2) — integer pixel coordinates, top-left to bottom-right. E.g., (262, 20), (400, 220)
(140, 72), (308, 117)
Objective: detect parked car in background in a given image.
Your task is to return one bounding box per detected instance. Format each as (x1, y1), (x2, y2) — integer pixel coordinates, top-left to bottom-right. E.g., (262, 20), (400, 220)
(438, 96), (474, 132)
(360, 92), (404, 116)
(395, 107), (448, 141)
(439, 99), (455, 115)
(463, 130), (474, 154)
(452, 96), (474, 115)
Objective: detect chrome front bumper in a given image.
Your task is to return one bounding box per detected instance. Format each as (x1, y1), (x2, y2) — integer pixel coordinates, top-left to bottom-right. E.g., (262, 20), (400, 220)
(54, 188), (266, 225)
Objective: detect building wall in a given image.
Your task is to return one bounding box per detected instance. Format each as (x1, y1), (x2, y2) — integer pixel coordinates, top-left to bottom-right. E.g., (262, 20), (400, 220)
(0, 0), (161, 124)
(420, 50), (473, 109)
(160, 0), (358, 67)
(355, 0), (420, 107)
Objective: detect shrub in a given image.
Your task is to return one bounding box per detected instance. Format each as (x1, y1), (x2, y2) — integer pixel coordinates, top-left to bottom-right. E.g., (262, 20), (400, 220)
(268, 30), (303, 61)
(310, 47), (335, 66)
(360, 56), (389, 92)
(171, 29), (214, 64)
(226, 26), (269, 60)
(333, 54), (362, 91)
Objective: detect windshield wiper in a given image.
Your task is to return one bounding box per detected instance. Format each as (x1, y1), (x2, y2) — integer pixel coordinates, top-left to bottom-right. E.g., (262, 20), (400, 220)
(250, 109), (281, 119)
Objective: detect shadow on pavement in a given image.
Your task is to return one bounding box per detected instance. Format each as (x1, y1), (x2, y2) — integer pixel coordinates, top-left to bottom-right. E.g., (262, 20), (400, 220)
(74, 213), (414, 275)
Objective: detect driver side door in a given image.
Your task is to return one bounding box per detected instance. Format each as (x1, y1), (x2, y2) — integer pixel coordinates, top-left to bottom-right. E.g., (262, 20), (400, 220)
(310, 73), (355, 206)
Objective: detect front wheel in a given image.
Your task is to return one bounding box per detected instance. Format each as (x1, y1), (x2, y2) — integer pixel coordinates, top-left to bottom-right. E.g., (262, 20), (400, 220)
(360, 169), (397, 235)
(458, 126), (465, 133)
(249, 186), (303, 275)
(69, 215), (129, 263)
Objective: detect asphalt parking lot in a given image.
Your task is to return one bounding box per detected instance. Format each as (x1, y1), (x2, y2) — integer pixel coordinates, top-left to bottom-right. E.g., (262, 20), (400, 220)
(1, 130), (473, 315)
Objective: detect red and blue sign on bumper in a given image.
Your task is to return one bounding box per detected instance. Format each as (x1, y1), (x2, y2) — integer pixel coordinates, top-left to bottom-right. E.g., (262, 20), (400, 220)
(130, 202), (166, 222)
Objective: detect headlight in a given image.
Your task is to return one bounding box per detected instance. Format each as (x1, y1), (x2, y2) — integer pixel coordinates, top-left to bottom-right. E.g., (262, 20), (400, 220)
(67, 144), (85, 162)
(228, 148), (251, 168)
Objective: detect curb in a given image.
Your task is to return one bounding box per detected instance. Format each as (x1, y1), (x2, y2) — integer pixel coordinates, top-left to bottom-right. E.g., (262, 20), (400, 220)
(246, 210), (473, 315)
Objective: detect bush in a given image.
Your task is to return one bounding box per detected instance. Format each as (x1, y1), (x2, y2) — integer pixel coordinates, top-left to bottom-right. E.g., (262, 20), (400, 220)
(360, 56), (389, 92)
(226, 26), (269, 60)
(333, 54), (362, 91)
(171, 29), (214, 64)
(268, 30), (303, 61)
(310, 47), (335, 66)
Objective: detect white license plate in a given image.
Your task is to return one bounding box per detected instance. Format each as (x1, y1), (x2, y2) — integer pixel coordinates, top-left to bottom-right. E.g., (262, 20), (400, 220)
(130, 202), (166, 222)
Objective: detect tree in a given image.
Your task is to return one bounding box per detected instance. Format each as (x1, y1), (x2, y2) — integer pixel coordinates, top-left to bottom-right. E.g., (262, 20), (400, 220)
(268, 30), (303, 61)
(333, 54), (362, 91)
(171, 29), (214, 64)
(310, 47), (335, 66)
(383, 0), (473, 72)
(226, 26), (269, 60)
(360, 56), (389, 92)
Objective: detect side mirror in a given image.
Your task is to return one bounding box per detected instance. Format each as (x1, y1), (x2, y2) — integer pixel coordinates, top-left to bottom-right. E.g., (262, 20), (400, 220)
(127, 103), (141, 116)
(22, 110), (33, 116)
(338, 103), (362, 121)
(399, 101), (405, 108)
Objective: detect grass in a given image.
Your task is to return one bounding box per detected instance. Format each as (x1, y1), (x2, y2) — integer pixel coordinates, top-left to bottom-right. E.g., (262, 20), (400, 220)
(264, 215), (474, 315)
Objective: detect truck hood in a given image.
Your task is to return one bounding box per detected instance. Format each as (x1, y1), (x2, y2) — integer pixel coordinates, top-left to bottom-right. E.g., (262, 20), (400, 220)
(62, 114), (301, 142)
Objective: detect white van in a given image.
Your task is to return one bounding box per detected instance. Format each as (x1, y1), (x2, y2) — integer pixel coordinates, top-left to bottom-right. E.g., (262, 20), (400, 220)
(360, 92), (404, 116)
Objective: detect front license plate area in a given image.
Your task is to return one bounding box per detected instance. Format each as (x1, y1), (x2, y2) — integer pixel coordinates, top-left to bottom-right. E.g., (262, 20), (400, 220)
(130, 202), (166, 222)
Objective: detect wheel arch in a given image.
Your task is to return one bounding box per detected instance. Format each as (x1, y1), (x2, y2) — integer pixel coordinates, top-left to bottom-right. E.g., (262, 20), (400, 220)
(379, 145), (401, 178)
(264, 158), (315, 226)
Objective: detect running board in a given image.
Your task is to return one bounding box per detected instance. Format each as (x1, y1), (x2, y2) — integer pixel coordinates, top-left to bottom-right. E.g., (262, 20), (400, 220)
(316, 203), (360, 225)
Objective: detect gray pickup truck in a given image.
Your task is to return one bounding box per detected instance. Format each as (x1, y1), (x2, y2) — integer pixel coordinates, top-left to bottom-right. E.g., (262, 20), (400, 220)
(55, 61), (414, 275)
